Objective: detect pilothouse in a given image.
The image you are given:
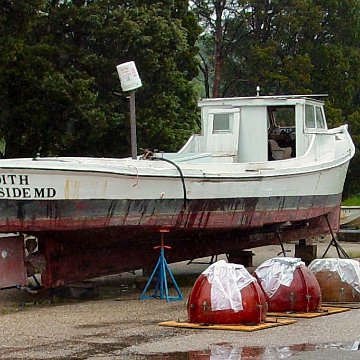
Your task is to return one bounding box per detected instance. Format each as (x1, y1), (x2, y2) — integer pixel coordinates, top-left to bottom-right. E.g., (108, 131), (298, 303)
(179, 95), (331, 164)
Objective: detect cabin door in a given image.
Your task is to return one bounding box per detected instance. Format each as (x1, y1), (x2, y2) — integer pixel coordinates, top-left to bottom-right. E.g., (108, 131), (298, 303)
(205, 108), (240, 156)
(237, 106), (268, 162)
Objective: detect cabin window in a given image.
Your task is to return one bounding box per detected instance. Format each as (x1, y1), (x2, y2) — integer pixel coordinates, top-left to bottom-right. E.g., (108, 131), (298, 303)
(315, 106), (326, 129)
(305, 105), (326, 129)
(213, 113), (231, 133)
(305, 105), (315, 128)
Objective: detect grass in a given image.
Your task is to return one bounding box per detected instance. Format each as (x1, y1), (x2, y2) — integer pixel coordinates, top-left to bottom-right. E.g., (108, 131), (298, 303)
(342, 195), (360, 206)
(346, 251), (360, 259)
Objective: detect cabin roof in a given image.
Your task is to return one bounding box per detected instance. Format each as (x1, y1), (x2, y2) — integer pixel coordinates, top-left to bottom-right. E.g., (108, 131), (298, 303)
(198, 95), (327, 108)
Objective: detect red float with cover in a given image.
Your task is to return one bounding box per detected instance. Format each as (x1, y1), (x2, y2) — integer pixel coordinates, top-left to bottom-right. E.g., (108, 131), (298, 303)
(254, 257), (321, 312)
(309, 258), (360, 302)
(187, 260), (267, 324)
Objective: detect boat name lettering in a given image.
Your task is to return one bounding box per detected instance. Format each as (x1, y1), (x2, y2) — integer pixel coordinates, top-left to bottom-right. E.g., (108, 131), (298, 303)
(0, 187), (56, 198)
(0, 174), (29, 185)
(0, 175), (56, 198)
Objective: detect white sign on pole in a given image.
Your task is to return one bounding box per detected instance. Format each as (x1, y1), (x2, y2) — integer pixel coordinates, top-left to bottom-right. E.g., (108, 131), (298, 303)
(116, 61), (142, 92)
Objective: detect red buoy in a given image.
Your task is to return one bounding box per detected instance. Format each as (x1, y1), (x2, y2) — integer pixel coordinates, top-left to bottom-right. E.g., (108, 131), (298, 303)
(254, 257), (321, 312)
(187, 260), (267, 324)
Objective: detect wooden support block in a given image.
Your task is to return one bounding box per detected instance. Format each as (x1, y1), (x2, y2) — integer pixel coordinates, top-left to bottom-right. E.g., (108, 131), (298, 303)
(295, 241), (317, 265)
(227, 250), (254, 267)
(338, 230), (360, 242)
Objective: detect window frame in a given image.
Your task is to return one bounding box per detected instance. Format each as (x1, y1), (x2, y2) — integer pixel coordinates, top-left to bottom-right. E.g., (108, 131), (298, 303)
(304, 104), (328, 133)
(211, 111), (233, 134)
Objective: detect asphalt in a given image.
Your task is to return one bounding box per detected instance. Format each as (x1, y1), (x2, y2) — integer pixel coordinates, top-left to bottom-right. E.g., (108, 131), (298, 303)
(0, 238), (359, 359)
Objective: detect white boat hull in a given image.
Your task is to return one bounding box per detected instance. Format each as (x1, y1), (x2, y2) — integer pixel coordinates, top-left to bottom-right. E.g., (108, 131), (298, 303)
(0, 159), (349, 232)
(340, 206), (360, 227)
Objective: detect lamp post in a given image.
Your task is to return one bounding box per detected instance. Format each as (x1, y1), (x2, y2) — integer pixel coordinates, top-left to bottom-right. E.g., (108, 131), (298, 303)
(116, 61), (142, 160)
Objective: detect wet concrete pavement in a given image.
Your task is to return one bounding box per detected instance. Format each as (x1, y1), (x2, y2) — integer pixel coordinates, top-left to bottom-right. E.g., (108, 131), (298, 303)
(0, 239), (359, 359)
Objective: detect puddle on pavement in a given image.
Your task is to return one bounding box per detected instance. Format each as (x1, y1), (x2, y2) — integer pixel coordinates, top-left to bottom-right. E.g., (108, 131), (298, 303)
(147, 341), (360, 359)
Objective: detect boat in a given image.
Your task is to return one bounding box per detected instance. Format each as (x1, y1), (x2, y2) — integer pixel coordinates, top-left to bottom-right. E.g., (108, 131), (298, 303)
(340, 206), (360, 228)
(0, 94), (354, 289)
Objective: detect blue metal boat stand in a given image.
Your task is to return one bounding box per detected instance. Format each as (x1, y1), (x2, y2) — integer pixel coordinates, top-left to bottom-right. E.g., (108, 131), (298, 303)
(139, 229), (183, 302)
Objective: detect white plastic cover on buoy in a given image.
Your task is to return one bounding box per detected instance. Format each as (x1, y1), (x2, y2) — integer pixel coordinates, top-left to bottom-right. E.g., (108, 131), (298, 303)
(202, 260), (256, 312)
(309, 258), (360, 293)
(116, 61), (142, 92)
(254, 257), (304, 298)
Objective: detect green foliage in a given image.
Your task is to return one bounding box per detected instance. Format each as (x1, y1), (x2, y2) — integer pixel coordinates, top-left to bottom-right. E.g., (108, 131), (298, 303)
(342, 195), (360, 206)
(323, 103), (344, 128)
(343, 111), (360, 196)
(194, 1), (360, 103)
(0, 0), (200, 157)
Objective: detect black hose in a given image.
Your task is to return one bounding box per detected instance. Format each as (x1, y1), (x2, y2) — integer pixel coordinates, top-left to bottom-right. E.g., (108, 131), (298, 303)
(32, 275), (41, 288)
(0, 285), (22, 291)
(150, 157), (187, 210)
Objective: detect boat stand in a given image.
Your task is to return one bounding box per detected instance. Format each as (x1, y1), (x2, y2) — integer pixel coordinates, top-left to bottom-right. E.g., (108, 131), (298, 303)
(139, 230), (183, 302)
(321, 214), (350, 259)
(187, 255), (218, 265)
(187, 254), (229, 265)
(276, 232), (290, 257)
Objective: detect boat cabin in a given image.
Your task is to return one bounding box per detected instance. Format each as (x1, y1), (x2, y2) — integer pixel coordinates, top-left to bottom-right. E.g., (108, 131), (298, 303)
(179, 95), (328, 163)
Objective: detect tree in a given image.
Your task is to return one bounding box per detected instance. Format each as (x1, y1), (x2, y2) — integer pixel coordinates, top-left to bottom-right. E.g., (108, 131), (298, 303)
(0, 0), (201, 158)
(191, 0), (249, 97)
(192, 0), (360, 99)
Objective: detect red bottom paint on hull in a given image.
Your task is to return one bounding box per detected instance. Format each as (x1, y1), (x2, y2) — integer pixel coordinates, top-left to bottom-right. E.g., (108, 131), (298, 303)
(0, 195), (341, 288)
(0, 194), (342, 232)
(187, 274), (267, 324)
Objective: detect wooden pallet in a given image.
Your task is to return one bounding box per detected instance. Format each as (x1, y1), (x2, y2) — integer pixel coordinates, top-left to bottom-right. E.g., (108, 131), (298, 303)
(158, 317), (296, 332)
(267, 306), (350, 318)
(322, 302), (360, 309)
